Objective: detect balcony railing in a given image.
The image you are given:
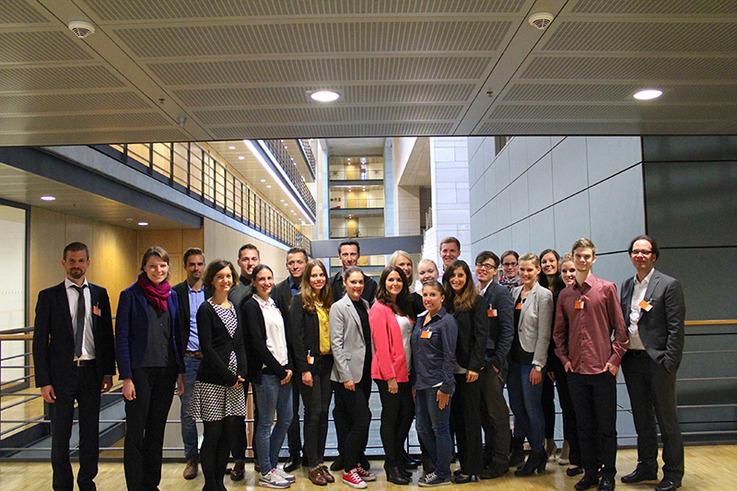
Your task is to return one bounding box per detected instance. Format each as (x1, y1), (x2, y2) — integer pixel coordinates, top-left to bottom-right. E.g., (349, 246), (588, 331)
(329, 227), (386, 238)
(261, 140), (316, 215)
(329, 168), (384, 181)
(329, 198), (385, 209)
(298, 139), (316, 178)
(97, 143), (310, 255)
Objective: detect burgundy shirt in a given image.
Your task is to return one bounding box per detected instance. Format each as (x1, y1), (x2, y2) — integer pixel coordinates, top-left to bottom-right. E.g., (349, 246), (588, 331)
(553, 274), (628, 375)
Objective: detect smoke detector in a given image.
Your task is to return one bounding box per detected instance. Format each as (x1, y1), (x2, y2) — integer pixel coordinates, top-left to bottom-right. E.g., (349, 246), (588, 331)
(68, 20), (95, 39)
(528, 12), (554, 30)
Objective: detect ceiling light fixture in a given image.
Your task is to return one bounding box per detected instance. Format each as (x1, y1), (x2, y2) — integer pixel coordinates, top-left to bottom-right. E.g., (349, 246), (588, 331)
(229, 145), (236, 150)
(40, 195), (56, 201)
(266, 185), (272, 188)
(634, 89), (663, 100)
(310, 90), (340, 102)
(238, 155), (245, 160)
(260, 179), (266, 182)
(137, 221), (149, 226)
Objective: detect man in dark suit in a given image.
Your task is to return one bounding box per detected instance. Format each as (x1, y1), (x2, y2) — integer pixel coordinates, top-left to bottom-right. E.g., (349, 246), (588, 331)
(620, 235), (685, 491)
(474, 250), (514, 479)
(226, 243), (260, 480)
(172, 247), (206, 480)
(272, 247), (308, 472)
(33, 242), (115, 491)
(330, 239), (376, 304)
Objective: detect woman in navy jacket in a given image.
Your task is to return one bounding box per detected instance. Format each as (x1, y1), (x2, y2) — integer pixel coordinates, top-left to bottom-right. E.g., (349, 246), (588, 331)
(115, 246), (185, 491)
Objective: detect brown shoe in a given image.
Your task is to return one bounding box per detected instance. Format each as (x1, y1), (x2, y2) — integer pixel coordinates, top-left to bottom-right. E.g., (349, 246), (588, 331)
(183, 459), (198, 479)
(230, 460), (245, 481)
(319, 464), (335, 483)
(310, 466), (328, 486)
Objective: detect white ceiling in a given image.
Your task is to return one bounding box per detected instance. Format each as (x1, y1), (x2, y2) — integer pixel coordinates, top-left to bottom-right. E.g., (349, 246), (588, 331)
(2, 0), (736, 148)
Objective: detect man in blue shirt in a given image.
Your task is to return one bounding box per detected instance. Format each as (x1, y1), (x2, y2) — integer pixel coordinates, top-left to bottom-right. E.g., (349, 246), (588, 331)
(172, 247), (206, 480)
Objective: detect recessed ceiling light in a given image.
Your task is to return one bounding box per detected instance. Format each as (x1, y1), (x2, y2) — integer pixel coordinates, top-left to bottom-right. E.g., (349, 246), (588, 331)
(137, 221), (149, 226)
(310, 90), (340, 102)
(238, 155), (245, 160)
(284, 202), (288, 206)
(266, 185), (271, 188)
(634, 89), (663, 100)
(40, 195), (56, 201)
(260, 179), (266, 182)
(228, 145), (236, 150)
(280, 199), (285, 202)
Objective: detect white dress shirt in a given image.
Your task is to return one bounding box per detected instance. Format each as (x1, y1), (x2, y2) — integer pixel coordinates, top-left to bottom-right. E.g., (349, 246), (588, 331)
(628, 268), (655, 350)
(254, 294), (289, 366)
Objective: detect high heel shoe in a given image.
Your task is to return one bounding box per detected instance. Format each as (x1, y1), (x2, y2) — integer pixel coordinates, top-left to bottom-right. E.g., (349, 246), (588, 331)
(514, 449), (547, 476)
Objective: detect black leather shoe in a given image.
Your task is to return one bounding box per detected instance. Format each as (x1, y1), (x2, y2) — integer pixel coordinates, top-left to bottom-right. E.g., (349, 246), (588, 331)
(655, 478), (681, 491)
(598, 476), (615, 491)
(481, 464), (508, 479)
(509, 437), (525, 467)
(575, 472), (600, 490)
(454, 473), (479, 484)
(621, 468), (658, 484)
(386, 466), (410, 485)
(400, 449), (421, 469)
(397, 467), (412, 479)
(567, 466), (584, 476)
(284, 455), (301, 473)
(330, 456), (344, 471)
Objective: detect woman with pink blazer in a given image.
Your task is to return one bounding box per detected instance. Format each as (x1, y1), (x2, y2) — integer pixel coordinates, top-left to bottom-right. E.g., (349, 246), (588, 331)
(369, 266), (415, 485)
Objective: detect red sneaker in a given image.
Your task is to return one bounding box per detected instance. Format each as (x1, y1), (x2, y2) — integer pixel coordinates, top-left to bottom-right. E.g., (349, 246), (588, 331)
(356, 465), (377, 482)
(342, 468), (367, 489)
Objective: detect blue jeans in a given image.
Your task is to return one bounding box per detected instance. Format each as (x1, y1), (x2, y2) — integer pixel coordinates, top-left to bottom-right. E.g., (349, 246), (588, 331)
(507, 362), (546, 451)
(180, 356), (201, 460)
(415, 388), (452, 479)
(253, 374), (293, 473)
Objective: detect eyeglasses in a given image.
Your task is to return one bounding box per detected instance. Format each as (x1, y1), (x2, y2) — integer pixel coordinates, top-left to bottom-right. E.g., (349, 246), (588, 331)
(476, 263), (497, 271)
(502, 262), (517, 268)
(630, 250), (653, 257)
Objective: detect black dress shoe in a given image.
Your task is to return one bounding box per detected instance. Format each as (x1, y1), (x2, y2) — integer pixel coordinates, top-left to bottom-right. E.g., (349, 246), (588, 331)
(330, 456), (344, 471)
(400, 450), (421, 469)
(655, 478), (681, 491)
(621, 468), (658, 483)
(598, 475), (615, 491)
(481, 464), (508, 479)
(574, 472), (600, 490)
(284, 455), (301, 473)
(567, 466), (584, 476)
(386, 466), (410, 485)
(397, 466), (412, 479)
(454, 473), (479, 484)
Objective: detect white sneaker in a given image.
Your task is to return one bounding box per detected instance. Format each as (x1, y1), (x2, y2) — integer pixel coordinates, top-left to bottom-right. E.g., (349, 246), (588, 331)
(275, 466), (296, 482)
(259, 469), (290, 488)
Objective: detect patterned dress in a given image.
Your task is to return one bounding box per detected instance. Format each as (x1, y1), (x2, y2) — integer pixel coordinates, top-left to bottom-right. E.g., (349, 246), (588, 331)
(189, 302), (247, 421)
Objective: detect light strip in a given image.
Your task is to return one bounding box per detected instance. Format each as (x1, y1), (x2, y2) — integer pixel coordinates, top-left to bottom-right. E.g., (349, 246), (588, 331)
(244, 140), (315, 225)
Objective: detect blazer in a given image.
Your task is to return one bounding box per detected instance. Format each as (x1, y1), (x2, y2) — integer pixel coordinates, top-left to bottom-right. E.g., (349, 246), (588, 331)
(195, 301), (248, 387)
(228, 275), (253, 310)
(369, 301), (410, 383)
(243, 296), (292, 382)
(480, 281), (515, 371)
(33, 281), (115, 387)
(115, 282), (184, 380)
(273, 277), (297, 321)
(330, 293), (370, 384)
(289, 293), (331, 375)
(330, 271), (377, 304)
(449, 294), (489, 373)
(511, 282), (553, 367)
(621, 269), (685, 373)
(172, 281), (212, 353)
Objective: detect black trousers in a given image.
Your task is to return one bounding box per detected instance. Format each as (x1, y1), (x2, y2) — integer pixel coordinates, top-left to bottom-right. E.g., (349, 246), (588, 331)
(451, 374), (484, 475)
(375, 379), (415, 469)
(479, 362), (510, 468)
(287, 375), (303, 458)
(124, 365), (178, 491)
(568, 371), (618, 478)
(297, 356), (334, 467)
(622, 350), (684, 481)
(201, 416), (237, 490)
(332, 377), (372, 472)
(542, 361), (581, 465)
(50, 364), (101, 491)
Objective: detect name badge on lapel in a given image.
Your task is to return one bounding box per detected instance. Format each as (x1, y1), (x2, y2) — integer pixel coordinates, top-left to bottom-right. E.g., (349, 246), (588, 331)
(487, 305), (497, 317)
(575, 300), (585, 310)
(93, 305), (101, 316)
(421, 330), (433, 339)
(638, 299), (653, 312)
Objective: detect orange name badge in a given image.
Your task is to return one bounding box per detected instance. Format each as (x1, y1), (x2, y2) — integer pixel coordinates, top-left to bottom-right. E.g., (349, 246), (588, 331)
(487, 308), (498, 318)
(93, 305), (101, 316)
(307, 355), (315, 365)
(575, 300), (585, 310)
(421, 330), (433, 339)
(515, 303), (523, 310)
(638, 299), (653, 312)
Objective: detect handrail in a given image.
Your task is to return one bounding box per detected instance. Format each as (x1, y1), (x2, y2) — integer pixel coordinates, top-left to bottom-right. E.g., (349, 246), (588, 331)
(685, 319), (737, 326)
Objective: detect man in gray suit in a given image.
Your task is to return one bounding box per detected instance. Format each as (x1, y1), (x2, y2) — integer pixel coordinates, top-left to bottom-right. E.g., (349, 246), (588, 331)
(620, 235), (685, 491)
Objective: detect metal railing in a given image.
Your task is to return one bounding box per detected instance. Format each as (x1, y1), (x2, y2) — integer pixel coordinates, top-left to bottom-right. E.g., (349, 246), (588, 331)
(261, 140), (316, 215)
(298, 139), (316, 178)
(329, 168), (384, 181)
(329, 197), (386, 209)
(96, 143), (310, 255)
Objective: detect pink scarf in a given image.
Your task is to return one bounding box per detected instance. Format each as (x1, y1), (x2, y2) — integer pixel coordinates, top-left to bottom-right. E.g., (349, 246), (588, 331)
(137, 273), (171, 311)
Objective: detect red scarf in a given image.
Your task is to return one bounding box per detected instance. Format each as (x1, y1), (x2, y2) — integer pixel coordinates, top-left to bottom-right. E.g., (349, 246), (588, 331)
(137, 273), (171, 311)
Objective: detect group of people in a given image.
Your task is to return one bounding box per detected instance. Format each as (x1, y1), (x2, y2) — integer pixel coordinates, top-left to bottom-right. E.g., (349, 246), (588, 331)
(32, 233), (685, 491)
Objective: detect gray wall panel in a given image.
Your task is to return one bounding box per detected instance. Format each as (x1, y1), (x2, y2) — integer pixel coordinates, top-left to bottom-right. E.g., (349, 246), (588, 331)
(553, 191), (590, 252)
(552, 136), (588, 202)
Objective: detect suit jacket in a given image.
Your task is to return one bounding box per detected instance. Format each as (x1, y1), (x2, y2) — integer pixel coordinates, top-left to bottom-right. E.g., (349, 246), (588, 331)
(621, 269), (685, 373)
(480, 281), (514, 370)
(331, 271), (377, 304)
(369, 301), (410, 383)
(330, 293), (370, 384)
(449, 294), (489, 373)
(289, 293), (330, 375)
(195, 301), (248, 387)
(273, 276), (299, 329)
(511, 282), (553, 367)
(33, 281), (115, 387)
(172, 280), (211, 353)
(115, 282), (184, 380)
(243, 296), (292, 382)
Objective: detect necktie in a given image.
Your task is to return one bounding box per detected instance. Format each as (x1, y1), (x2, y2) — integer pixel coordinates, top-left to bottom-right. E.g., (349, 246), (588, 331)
(71, 284), (87, 358)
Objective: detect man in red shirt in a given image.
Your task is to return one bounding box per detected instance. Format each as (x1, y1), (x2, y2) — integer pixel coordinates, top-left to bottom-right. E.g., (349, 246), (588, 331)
(553, 238), (628, 491)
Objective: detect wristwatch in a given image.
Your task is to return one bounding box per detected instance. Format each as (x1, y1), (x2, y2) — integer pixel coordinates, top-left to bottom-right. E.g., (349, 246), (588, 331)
(534, 365), (542, 372)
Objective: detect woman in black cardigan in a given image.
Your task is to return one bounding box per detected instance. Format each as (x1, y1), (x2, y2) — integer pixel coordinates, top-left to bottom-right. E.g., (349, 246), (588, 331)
(189, 259), (248, 491)
(442, 259), (489, 483)
(290, 259), (335, 485)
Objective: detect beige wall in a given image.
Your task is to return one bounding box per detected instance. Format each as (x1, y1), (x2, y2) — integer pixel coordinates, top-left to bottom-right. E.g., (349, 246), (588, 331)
(203, 217), (290, 283)
(137, 228), (204, 287)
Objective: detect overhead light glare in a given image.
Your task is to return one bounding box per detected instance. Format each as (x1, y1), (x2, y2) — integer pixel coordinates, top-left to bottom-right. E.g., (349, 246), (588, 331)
(228, 145), (236, 150)
(40, 195), (56, 201)
(310, 90), (340, 102)
(137, 221), (149, 227)
(634, 89), (663, 100)
(260, 179), (266, 183)
(238, 155), (245, 160)
(266, 185), (272, 189)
